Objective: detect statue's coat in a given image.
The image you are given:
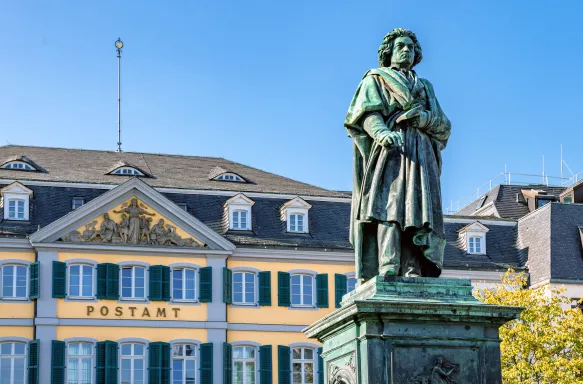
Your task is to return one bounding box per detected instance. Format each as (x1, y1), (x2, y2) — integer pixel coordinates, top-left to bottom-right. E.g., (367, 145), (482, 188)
(345, 67), (451, 278)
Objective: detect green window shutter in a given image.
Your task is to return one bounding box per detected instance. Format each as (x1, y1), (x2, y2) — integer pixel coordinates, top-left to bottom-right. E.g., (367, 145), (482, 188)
(149, 342), (170, 384)
(29, 262), (39, 299)
(28, 340), (40, 384)
(277, 345), (291, 384)
(223, 343), (232, 384)
(51, 340), (66, 384)
(149, 265), (163, 301)
(97, 263), (119, 300)
(96, 340), (118, 384)
(318, 347), (324, 384)
(258, 271), (271, 306)
(106, 263), (120, 300)
(199, 267), (212, 302)
(316, 274), (329, 308)
(200, 343), (213, 384)
(97, 264), (107, 299)
(52, 261), (66, 298)
(277, 272), (290, 307)
(334, 274), (347, 308)
(223, 268), (232, 304)
(259, 345), (272, 384)
(161, 266), (170, 301)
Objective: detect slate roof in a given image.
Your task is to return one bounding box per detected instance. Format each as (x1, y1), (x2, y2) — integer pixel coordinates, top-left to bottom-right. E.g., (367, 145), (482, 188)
(456, 184), (566, 219)
(0, 145), (348, 198)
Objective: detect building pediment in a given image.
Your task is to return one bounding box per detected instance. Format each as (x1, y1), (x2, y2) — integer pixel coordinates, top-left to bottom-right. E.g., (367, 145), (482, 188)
(29, 178), (235, 251)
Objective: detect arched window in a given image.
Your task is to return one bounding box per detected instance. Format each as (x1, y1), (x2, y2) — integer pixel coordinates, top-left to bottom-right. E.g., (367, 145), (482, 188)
(172, 343), (196, 384)
(291, 347), (315, 384)
(214, 173), (245, 182)
(0, 341), (26, 383)
(233, 271), (256, 305)
(172, 268), (197, 302)
(112, 167), (144, 176)
(0, 161), (35, 171)
(120, 265), (147, 301)
(1, 264), (28, 299)
(68, 264), (94, 299)
(233, 346), (256, 383)
(67, 342), (93, 384)
(232, 210), (248, 230)
(289, 213), (305, 233)
(120, 343), (146, 384)
(291, 274), (314, 307)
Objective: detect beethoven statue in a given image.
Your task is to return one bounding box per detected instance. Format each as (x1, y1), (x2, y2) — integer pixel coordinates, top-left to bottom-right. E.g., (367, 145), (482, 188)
(345, 28), (451, 280)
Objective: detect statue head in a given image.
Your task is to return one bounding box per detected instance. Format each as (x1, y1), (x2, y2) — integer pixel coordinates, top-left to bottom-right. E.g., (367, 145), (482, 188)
(158, 219), (165, 226)
(130, 198), (138, 207)
(378, 28), (423, 69)
(103, 213), (110, 220)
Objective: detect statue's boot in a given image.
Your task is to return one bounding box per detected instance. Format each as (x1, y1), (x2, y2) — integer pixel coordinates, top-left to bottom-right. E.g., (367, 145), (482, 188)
(378, 222), (401, 276)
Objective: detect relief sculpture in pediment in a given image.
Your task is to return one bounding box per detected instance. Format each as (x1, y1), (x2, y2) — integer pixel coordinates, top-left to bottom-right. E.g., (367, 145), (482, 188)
(61, 198), (201, 247)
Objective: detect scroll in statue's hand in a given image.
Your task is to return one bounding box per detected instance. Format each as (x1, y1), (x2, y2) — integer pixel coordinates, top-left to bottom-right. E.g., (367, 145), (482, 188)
(378, 131), (404, 148)
(396, 106), (430, 129)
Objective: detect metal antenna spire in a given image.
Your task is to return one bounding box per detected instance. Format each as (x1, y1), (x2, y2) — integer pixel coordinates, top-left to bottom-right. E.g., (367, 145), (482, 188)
(115, 38), (124, 152)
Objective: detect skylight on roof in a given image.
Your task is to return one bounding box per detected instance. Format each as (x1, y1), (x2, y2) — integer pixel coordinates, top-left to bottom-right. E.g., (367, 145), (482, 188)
(1, 161), (36, 171)
(112, 167), (144, 176)
(214, 173), (245, 182)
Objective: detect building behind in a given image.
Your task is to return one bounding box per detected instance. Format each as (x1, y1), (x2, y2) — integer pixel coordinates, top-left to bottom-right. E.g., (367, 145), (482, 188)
(0, 145), (565, 384)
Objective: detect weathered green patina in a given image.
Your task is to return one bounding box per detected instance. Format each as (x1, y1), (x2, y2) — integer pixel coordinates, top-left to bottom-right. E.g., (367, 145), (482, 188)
(345, 28), (451, 280)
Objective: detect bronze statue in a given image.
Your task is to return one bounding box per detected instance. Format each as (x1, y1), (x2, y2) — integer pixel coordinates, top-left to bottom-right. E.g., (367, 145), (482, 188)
(345, 28), (451, 280)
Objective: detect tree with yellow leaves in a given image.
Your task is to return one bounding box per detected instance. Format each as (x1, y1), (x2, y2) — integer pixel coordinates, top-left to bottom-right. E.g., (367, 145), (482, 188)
(475, 270), (583, 384)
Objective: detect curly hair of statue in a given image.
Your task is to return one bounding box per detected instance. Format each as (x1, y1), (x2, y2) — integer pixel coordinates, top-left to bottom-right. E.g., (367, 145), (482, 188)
(378, 28), (423, 68)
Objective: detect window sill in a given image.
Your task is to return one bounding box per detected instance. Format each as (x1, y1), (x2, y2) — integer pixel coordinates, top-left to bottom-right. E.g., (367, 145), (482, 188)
(288, 305), (318, 311)
(230, 303), (259, 309)
(65, 296), (97, 303)
(118, 298), (149, 304)
(0, 297), (30, 302)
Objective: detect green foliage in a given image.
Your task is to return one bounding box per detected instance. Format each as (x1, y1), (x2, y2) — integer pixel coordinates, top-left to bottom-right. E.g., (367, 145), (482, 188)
(475, 270), (583, 384)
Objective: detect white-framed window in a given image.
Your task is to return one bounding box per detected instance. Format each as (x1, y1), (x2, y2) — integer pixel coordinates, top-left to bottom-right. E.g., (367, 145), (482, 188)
(292, 347), (315, 384)
(68, 264), (94, 299)
(1, 161), (35, 171)
(0, 342), (26, 384)
(291, 274), (314, 307)
(232, 210), (248, 230)
(289, 214), (305, 233)
(233, 272), (256, 305)
(172, 344), (196, 384)
(112, 167), (144, 176)
(1, 182), (33, 221)
(468, 236), (483, 255)
(233, 346), (256, 384)
(7, 199), (25, 220)
(172, 268), (196, 302)
(120, 343), (145, 384)
(214, 173), (245, 182)
(67, 342), (93, 384)
(72, 198), (85, 210)
(282, 198), (311, 234)
(225, 194), (254, 231)
(347, 276), (357, 293)
(120, 266), (146, 300)
(1, 265), (27, 299)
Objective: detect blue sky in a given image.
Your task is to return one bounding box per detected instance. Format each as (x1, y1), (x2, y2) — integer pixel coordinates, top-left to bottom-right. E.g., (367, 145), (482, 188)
(1, 1), (582, 210)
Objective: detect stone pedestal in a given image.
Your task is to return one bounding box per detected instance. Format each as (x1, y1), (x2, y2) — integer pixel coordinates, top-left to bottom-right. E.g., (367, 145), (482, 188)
(304, 276), (521, 384)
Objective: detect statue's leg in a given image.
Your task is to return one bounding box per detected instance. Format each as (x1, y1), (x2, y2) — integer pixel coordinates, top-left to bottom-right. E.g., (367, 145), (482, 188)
(358, 222), (380, 281)
(377, 222), (401, 276)
(401, 228), (423, 277)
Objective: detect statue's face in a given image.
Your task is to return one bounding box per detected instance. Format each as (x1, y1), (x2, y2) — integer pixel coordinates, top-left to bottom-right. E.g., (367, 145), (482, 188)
(104, 213), (109, 220)
(390, 36), (415, 69)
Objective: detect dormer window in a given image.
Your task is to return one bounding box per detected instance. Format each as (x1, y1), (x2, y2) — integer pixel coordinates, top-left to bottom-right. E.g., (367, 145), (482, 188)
(1, 182), (33, 221)
(225, 194), (254, 231)
(112, 167), (144, 176)
(214, 173), (245, 182)
(459, 221), (489, 255)
(281, 197), (312, 233)
(0, 161), (36, 171)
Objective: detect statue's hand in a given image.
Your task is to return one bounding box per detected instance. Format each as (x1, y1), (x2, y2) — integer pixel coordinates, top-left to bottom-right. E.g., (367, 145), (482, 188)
(378, 131), (403, 148)
(396, 107), (430, 129)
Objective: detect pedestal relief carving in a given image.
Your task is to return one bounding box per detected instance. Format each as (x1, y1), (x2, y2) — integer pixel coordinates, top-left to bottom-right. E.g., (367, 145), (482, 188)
(412, 357), (459, 384)
(329, 353), (357, 384)
(61, 198), (201, 247)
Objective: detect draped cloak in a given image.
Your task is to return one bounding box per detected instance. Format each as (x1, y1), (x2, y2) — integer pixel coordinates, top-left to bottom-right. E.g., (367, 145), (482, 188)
(344, 67), (451, 277)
